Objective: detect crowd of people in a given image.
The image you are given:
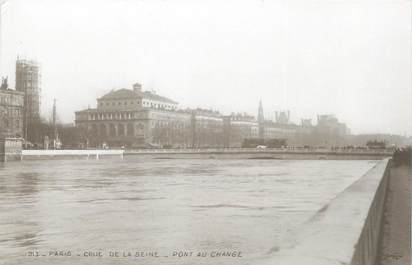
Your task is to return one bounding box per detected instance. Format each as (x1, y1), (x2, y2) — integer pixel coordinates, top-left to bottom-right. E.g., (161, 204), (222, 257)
(392, 147), (412, 166)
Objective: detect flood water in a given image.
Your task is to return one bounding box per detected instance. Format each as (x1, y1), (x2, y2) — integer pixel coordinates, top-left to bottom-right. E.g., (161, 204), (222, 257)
(0, 158), (378, 265)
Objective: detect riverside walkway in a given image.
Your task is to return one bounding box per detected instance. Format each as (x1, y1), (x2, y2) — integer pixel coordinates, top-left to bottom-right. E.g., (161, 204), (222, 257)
(125, 147), (392, 160)
(19, 148), (393, 160)
(377, 165), (411, 265)
(126, 147), (393, 154)
(21, 149), (124, 159)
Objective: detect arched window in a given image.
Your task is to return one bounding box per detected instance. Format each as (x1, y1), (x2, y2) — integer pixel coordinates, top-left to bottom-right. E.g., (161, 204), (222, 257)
(118, 124), (125, 136)
(136, 123), (144, 136)
(100, 124), (107, 137)
(109, 124), (116, 136)
(127, 123), (134, 136)
(91, 124), (98, 136)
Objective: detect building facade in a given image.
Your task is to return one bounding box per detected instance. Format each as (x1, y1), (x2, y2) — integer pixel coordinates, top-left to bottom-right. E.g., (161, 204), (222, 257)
(188, 108), (223, 148)
(76, 86), (351, 148)
(76, 83), (192, 148)
(313, 114), (349, 146)
(263, 121), (298, 141)
(0, 78), (24, 137)
(15, 58), (41, 142)
(223, 113), (259, 147)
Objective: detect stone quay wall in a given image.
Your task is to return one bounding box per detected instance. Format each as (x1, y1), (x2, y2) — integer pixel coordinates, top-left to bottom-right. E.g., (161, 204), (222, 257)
(351, 159), (391, 265)
(125, 148), (391, 160)
(260, 158), (391, 265)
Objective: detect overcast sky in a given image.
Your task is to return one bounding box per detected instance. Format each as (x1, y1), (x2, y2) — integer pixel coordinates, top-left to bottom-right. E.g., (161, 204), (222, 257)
(1, 0), (411, 135)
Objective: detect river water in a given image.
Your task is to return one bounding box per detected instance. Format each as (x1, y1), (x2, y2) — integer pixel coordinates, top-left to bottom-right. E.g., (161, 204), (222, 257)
(0, 158), (378, 265)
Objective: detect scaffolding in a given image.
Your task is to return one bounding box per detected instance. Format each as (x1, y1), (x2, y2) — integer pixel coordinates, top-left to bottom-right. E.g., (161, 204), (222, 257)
(15, 57), (41, 143)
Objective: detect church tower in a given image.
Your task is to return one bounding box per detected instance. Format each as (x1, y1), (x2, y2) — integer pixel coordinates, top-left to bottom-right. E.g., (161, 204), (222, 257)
(258, 100), (264, 139)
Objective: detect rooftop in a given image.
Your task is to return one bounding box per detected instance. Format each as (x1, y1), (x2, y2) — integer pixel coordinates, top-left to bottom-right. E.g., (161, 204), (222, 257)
(99, 88), (178, 104)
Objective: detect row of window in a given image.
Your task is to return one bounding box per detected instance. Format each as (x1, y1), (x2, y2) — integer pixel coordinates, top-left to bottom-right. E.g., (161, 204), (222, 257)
(89, 112), (137, 120)
(100, 100), (138, 107)
(88, 123), (144, 137)
(0, 96), (24, 105)
(153, 120), (187, 129)
(0, 108), (22, 116)
(0, 118), (21, 129)
(99, 100), (176, 110)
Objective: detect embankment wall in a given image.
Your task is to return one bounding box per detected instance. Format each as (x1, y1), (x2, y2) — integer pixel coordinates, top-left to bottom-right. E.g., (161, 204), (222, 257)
(260, 158), (390, 265)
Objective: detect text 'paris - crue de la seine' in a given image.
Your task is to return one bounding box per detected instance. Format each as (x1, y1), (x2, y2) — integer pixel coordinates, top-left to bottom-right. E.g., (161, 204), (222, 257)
(25, 250), (243, 258)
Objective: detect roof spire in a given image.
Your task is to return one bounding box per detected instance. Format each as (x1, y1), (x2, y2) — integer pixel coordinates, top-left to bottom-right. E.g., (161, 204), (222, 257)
(258, 100), (264, 138)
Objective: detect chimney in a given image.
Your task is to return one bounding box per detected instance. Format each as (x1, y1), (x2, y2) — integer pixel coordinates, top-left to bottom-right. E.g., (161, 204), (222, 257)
(133, 82), (142, 93)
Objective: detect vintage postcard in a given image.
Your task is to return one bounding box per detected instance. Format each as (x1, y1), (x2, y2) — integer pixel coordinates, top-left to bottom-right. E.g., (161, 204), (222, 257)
(0, 1), (410, 265)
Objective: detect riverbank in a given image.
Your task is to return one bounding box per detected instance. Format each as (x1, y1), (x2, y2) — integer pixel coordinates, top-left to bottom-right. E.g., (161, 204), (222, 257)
(377, 165), (411, 265)
(17, 148), (392, 161)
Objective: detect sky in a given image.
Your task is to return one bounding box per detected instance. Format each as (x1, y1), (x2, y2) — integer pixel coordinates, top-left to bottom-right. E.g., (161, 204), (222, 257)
(1, 0), (411, 135)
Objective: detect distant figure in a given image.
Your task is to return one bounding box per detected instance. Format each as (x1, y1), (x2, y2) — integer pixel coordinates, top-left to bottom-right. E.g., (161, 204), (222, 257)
(393, 147), (411, 166)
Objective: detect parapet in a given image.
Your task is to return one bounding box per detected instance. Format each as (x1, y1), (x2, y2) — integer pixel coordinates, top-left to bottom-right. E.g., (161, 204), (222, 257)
(259, 158), (391, 265)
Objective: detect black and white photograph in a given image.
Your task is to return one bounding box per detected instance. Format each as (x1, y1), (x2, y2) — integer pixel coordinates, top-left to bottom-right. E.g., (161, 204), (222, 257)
(0, 1), (411, 265)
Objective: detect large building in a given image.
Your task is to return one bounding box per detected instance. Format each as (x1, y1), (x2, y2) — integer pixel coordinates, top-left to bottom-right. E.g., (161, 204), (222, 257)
(77, 82), (251, 148)
(0, 78), (24, 137)
(313, 114), (350, 146)
(75, 83), (192, 148)
(76, 84), (351, 148)
(223, 113), (258, 147)
(15, 58), (41, 142)
(189, 108), (224, 147)
(255, 106), (350, 147)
